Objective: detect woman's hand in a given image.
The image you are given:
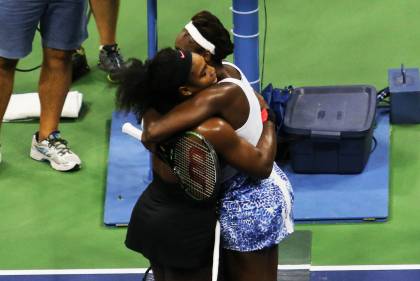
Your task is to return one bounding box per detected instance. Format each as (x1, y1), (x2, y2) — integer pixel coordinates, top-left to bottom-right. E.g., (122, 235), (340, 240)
(141, 138), (157, 153)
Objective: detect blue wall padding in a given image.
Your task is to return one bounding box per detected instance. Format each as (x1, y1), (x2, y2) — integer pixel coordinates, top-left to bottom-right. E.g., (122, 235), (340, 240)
(104, 112), (151, 226)
(232, 0), (260, 91)
(281, 107), (390, 223)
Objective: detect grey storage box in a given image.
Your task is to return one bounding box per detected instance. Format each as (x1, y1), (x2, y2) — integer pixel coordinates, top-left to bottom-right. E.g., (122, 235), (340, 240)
(283, 85), (377, 174)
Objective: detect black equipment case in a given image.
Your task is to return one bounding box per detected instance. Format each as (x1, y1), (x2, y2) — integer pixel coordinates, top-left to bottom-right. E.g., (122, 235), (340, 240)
(283, 85), (377, 174)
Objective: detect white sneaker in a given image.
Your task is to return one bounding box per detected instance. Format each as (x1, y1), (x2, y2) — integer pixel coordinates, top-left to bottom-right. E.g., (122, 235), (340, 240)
(30, 131), (81, 171)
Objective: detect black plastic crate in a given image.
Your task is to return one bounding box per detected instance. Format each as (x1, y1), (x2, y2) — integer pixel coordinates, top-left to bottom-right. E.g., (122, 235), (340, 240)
(283, 85), (377, 174)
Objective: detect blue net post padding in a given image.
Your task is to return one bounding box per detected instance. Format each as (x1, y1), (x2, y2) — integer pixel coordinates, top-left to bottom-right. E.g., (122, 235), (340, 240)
(232, 0), (260, 91)
(147, 0), (157, 58)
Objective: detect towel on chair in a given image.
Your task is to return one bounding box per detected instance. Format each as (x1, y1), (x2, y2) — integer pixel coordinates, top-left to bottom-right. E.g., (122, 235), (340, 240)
(3, 91), (83, 122)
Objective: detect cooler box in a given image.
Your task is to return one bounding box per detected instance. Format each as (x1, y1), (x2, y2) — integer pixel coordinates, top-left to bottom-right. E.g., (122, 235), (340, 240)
(283, 85), (377, 174)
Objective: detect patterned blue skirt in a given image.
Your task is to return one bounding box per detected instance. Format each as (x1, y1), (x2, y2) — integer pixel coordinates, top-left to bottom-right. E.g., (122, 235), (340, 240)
(219, 163), (294, 252)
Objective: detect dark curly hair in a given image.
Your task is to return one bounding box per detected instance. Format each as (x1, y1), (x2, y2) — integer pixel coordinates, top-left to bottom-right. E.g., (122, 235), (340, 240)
(116, 48), (191, 121)
(191, 10), (234, 64)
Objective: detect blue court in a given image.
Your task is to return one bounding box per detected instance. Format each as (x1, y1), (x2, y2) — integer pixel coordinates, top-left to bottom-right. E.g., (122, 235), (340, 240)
(104, 108), (390, 225)
(3, 267), (420, 281)
(282, 107), (390, 223)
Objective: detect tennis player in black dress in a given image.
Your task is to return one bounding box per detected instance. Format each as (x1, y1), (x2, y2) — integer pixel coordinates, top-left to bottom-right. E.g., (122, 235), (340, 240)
(117, 48), (277, 281)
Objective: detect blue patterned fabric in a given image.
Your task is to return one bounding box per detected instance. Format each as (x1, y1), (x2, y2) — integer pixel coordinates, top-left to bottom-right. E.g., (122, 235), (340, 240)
(219, 163), (294, 252)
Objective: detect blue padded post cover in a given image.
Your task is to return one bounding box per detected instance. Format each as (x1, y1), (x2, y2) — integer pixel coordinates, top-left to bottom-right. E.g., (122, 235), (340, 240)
(232, 0), (260, 91)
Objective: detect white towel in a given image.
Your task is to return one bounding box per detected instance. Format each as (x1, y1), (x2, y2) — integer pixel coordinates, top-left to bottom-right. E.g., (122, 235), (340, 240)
(3, 91), (83, 122)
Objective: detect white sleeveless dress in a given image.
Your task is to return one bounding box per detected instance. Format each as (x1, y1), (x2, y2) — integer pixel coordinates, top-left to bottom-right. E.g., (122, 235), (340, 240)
(217, 75), (294, 252)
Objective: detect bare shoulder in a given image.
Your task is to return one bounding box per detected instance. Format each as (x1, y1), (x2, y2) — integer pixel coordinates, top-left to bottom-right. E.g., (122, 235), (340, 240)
(223, 64), (242, 79)
(193, 81), (241, 105)
(202, 81), (239, 93)
(215, 79), (242, 94)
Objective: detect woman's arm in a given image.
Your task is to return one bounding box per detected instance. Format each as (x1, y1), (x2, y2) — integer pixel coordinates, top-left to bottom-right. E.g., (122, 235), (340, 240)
(142, 83), (238, 143)
(195, 117), (277, 179)
(143, 112), (276, 178)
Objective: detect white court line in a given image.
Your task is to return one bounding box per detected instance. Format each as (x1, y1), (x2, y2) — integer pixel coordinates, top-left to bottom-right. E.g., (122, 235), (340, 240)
(3, 265), (420, 275)
(0, 268), (147, 276)
(311, 264), (420, 271)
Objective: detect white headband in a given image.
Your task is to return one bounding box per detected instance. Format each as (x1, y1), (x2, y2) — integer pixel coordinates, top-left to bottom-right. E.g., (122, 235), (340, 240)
(184, 21), (216, 55)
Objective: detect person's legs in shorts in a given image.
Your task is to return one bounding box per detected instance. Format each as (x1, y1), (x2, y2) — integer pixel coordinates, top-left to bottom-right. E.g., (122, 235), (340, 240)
(89, 0), (119, 46)
(37, 0), (87, 140)
(0, 57), (18, 164)
(89, 0), (125, 74)
(0, 58), (18, 133)
(0, 0), (47, 163)
(29, 0), (87, 171)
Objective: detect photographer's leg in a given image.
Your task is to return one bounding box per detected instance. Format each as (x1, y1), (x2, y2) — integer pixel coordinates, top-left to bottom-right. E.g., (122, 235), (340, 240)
(0, 58), (17, 131)
(89, 0), (120, 46)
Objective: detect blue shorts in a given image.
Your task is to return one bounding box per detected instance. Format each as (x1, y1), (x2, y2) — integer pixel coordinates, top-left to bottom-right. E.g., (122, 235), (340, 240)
(0, 0), (88, 59)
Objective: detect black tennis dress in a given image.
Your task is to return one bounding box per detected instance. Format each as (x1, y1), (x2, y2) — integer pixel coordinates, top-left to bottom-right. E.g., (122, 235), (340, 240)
(125, 172), (217, 269)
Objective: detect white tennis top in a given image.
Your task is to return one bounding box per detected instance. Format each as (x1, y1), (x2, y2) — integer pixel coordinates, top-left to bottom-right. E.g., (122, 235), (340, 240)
(219, 63), (263, 182)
